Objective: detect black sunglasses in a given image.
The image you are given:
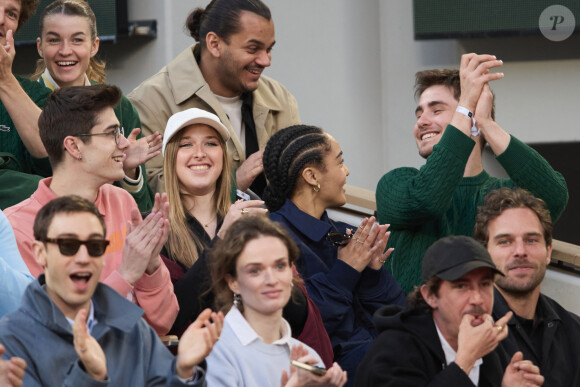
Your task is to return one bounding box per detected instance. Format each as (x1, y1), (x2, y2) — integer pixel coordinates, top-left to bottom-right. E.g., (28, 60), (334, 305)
(326, 232), (353, 247)
(42, 238), (110, 257)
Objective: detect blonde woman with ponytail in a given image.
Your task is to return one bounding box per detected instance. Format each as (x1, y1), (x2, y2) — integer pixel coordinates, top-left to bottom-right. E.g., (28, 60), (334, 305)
(32, 0), (158, 211)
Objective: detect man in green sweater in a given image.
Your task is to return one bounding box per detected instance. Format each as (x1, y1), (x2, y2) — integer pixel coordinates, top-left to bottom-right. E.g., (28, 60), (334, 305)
(376, 53), (568, 294)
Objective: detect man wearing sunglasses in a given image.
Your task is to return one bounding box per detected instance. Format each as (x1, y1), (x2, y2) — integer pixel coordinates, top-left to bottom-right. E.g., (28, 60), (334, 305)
(4, 85), (178, 335)
(0, 195), (222, 386)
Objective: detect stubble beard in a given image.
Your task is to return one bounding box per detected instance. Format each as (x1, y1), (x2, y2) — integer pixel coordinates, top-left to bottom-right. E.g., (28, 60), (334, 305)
(495, 263), (546, 298)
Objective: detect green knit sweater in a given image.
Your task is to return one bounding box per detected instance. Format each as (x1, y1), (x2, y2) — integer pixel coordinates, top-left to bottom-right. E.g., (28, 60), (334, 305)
(376, 125), (568, 294)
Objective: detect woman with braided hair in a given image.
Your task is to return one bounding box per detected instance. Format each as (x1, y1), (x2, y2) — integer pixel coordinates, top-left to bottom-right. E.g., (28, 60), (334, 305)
(264, 125), (406, 385)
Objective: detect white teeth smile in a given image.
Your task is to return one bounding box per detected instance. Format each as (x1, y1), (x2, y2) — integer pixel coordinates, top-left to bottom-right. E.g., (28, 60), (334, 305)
(71, 273), (90, 282)
(421, 133), (437, 140)
(57, 61), (77, 66)
(112, 156), (123, 162)
(190, 165), (209, 170)
(248, 69), (260, 74)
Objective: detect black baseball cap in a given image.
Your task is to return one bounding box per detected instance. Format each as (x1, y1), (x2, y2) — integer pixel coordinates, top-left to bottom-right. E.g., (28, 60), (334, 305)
(422, 235), (504, 283)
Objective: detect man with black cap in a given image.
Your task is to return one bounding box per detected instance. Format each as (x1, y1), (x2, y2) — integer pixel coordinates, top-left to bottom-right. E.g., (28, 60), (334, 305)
(355, 235), (544, 386)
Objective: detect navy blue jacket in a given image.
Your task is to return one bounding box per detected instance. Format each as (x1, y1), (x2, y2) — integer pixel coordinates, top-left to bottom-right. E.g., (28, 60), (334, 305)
(270, 199), (406, 353)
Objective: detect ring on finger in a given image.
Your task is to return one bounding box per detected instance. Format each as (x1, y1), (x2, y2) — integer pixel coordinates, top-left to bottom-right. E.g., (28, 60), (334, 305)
(495, 325), (503, 333)
(241, 208), (249, 215)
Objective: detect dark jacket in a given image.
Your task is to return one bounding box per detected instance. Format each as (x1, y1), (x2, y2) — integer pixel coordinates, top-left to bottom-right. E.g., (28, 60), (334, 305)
(355, 305), (507, 387)
(493, 288), (580, 386)
(271, 200), (406, 385)
(271, 200), (406, 346)
(161, 212), (334, 367)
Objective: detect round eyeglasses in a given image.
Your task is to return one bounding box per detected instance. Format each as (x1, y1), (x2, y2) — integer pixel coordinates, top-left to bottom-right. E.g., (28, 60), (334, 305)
(78, 126), (125, 144)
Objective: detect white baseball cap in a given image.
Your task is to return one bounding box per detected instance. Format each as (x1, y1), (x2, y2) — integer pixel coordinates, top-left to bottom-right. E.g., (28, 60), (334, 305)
(162, 108), (230, 155)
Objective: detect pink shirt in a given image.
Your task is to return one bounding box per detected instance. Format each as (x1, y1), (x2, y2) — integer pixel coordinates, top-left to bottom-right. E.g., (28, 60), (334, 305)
(5, 178), (178, 335)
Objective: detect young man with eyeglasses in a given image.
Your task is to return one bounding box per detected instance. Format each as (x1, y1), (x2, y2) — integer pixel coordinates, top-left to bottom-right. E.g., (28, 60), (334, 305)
(4, 85), (179, 335)
(0, 195), (222, 386)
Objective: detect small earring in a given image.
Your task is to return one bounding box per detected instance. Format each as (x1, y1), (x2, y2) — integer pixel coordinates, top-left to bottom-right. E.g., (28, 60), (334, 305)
(313, 183), (320, 193)
(78, 155), (82, 161)
(233, 293), (241, 307)
(291, 282), (294, 288)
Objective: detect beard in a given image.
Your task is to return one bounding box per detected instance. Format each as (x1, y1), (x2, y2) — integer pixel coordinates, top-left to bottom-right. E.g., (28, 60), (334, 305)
(495, 258), (546, 296)
(216, 46), (263, 96)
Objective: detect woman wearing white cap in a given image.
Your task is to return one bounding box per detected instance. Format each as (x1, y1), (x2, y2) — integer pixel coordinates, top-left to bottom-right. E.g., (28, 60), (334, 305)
(161, 110), (336, 369)
(160, 108), (265, 334)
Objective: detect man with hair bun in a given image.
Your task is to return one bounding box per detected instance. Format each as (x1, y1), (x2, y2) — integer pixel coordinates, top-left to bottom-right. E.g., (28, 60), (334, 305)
(130, 0), (300, 196)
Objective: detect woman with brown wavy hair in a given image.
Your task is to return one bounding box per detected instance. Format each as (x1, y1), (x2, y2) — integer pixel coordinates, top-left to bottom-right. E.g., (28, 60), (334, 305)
(207, 215), (346, 386)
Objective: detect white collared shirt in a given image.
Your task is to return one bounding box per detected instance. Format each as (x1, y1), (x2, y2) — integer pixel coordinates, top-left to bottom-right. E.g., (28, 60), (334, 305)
(41, 68), (91, 91)
(66, 300), (97, 334)
(228, 305), (292, 347)
(435, 320), (483, 386)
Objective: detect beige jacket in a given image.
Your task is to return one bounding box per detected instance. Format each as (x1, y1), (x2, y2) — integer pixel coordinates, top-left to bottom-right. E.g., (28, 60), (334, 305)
(128, 44), (301, 192)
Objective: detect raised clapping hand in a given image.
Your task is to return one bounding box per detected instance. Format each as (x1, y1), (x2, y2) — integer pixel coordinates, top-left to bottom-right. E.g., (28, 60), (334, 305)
(0, 343), (26, 387)
(176, 308), (224, 380)
(144, 193), (170, 274)
(457, 53), (504, 113)
(473, 81), (511, 155)
(123, 129), (162, 177)
(281, 344), (347, 387)
(501, 351), (544, 386)
(337, 216), (392, 272)
(118, 193), (170, 284)
(73, 309), (107, 381)
(474, 83), (494, 126)
(235, 149), (265, 191)
(0, 30), (16, 82)
(217, 199), (268, 239)
(455, 311), (512, 375)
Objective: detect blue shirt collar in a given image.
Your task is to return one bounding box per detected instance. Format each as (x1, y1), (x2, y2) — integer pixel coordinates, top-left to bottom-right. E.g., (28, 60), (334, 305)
(276, 199), (332, 242)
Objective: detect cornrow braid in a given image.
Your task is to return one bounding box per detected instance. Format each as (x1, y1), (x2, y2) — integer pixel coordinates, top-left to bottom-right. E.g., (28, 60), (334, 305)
(263, 125), (330, 212)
